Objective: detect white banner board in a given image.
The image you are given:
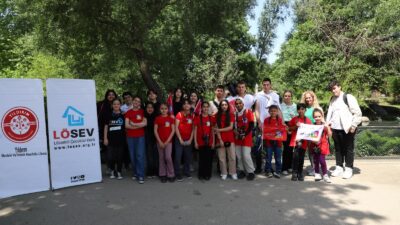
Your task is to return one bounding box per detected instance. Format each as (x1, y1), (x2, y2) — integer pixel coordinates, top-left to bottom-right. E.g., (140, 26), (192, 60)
(296, 123), (324, 142)
(47, 79), (102, 189)
(0, 79), (50, 198)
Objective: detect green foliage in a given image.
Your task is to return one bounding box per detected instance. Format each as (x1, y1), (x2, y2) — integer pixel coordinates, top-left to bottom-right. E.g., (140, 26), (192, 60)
(355, 129), (400, 156)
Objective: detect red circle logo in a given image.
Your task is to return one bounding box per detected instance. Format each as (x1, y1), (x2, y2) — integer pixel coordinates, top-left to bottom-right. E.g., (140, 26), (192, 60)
(1, 107), (39, 143)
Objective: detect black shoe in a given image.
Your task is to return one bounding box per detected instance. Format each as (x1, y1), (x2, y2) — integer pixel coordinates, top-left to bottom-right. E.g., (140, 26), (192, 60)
(238, 171), (246, 179)
(176, 175), (184, 182)
(247, 173), (255, 181)
(298, 173), (304, 181)
(291, 173), (298, 181)
(161, 176), (167, 183)
(168, 177), (176, 183)
(185, 174), (192, 179)
(204, 176), (211, 181)
(254, 168), (262, 174)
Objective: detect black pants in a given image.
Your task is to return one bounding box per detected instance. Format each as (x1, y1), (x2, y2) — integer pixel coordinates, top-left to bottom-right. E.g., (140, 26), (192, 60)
(282, 133), (293, 171)
(146, 141), (159, 176)
(292, 147), (305, 175)
(198, 146), (214, 178)
(107, 145), (124, 173)
(332, 129), (355, 168)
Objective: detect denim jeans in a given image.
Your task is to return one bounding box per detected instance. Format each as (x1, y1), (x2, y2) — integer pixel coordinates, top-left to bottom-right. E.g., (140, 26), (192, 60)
(265, 145), (282, 173)
(174, 138), (193, 177)
(127, 136), (146, 179)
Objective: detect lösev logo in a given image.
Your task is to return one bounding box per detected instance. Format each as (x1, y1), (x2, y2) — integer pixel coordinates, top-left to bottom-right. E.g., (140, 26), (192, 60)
(62, 106), (84, 126)
(1, 107), (39, 143)
(70, 174), (85, 183)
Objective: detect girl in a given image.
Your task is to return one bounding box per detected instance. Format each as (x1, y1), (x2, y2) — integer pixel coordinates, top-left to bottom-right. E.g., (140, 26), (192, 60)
(214, 100), (237, 180)
(174, 99), (194, 181)
(280, 90), (298, 175)
(194, 102), (215, 180)
(103, 98), (125, 180)
(263, 105), (284, 178)
(144, 102), (159, 178)
(173, 88), (184, 116)
(189, 91), (200, 114)
(311, 108), (332, 183)
(125, 96), (147, 184)
(154, 103), (176, 183)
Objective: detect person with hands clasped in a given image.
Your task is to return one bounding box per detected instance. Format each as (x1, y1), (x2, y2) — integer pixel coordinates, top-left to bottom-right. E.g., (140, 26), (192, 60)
(310, 108), (332, 183)
(194, 102), (215, 181)
(214, 100), (237, 180)
(174, 99), (195, 181)
(154, 103), (176, 183)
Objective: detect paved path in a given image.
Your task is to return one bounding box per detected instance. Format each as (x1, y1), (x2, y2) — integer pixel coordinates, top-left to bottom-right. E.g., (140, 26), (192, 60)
(1, 160), (400, 225)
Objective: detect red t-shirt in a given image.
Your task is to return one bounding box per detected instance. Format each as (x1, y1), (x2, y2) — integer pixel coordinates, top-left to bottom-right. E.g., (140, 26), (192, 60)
(288, 116), (312, 149)
(125, 109), (145, 137)
(217, 113), (235, 143)
(263, 117), (283, 148)
(175, 111), (194, 141)
(154, 115), (175, 143)
(309, 127), (330, 155)
(194, 115), (215, 147)
(234, 109), (254, 147)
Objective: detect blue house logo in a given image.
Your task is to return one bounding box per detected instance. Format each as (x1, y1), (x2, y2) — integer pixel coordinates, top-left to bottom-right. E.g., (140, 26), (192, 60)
(62, 106), (84, 126)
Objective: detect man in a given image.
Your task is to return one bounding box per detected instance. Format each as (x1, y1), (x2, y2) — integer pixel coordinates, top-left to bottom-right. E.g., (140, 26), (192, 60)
(209, 85), (226, 115)
(227, 80), (255, 110)
(326, 80), (362, 179)
(254, 78), (282, 173)
(121, 92), (133, 114)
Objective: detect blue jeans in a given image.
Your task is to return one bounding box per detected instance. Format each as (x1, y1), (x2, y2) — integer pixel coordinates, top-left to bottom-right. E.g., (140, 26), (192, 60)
(174, 138), (193, 177)
(127, 136), (146, 179)
(265, 145), (282, 173)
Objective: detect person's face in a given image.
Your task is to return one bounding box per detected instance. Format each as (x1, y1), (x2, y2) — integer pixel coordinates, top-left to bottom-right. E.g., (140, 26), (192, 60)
(148, 91), (157, 101)
(146, 104), (154, 114)
(305, 93), (314, 106)
(283, 92), (292, 104)
(112, 101), (121, 112)
(269, 108), (278, 117)
(107, 92), (116, 102)
(201, 104), (209, 114)
(123, 95), (132, 104)
(262, 81), (271, 92)
(215, 88), (224, 98)
(175, 89), (182, 98)
(298, 108), (306, 116)
(331, 85), (341, 97)
(235, 100), (244, 111)
(132, 97), (141, 109)
(220, 101), (229, 112)
(160, 105), (168, 115)
(190, 93), (198, 103)
(313, 111), (323, 124)
(237, 84), (246, 95)
(183, 101), (191, 111)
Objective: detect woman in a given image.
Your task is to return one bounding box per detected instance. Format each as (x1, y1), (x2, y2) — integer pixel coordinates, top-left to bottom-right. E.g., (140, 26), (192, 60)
(214, 100), (237, 180)
(125, 96), (147, 184)
(173, 88), (184, 116)
(280, 90), (298, 175)
(194, 102), (215, 180)
(144, 102), (158, 178)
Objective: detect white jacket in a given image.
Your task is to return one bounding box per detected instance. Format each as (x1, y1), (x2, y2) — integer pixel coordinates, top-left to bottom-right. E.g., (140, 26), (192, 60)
(326, 92), (362, 133)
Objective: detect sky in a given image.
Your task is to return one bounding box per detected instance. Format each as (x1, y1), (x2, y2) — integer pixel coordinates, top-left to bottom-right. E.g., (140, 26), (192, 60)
(247, 0), (294, 64)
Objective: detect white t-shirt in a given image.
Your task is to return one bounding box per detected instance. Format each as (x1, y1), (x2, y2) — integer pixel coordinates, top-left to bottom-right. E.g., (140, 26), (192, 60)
(255, 91), (281, 125)
(121, 104), (133, 114)
(227, 94), (255, 110)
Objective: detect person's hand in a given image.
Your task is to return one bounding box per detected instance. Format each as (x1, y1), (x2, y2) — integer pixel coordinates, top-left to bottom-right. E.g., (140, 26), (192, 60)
(103, 138), (109, 146)
(179, 138), (184, 145)
(195, 143), (199, 149)
(219, 140), (224, 147)
(350, 127), (356, 133)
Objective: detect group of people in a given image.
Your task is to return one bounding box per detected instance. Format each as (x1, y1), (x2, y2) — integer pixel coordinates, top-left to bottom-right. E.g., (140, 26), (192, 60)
(96, 78), (362, 184)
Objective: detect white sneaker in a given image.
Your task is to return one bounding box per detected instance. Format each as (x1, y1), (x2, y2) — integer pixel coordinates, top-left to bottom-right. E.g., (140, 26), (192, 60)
(314, 173), (322, 181)
(288, 169), (292, 173)
(117, 172), (123, 180)
(323, 174), (332, 183)
(221, 174), (227, 180)
(231, 174), (238, 180)
(109, 170), (115, 179)
(282, 170), (289, 175)
(331, 166), (344, 177)
(307, 170), (315, 176)
(342, 167), (353, 179)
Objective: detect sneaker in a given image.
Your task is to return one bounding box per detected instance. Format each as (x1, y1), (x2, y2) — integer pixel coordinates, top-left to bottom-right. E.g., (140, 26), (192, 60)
(282, 170), (289, 175)
(314, 173), (322, 181)
(291, 173), (298, 181)
(221, 174), (227, 180)
(185, 174), (192, 179)
(288, 169), (293, 173)
(237, 171), (246, 179)
(273, 172), (281, 179)
(307, 170), (315, 176)
(176, 175), (184, 182)
(331, 166), (344, 177)
(204, 176), (211, 181)
(109, 170), (115, 179)
(231, 174), (238, 180)
(117, 172), (123, 180)
(323, 174), (332, 183)
(342, 167), (353, 179)
(298, 173), (304, 181)
(161, 176), (167, 183)
(138, 178), (144, 184)
(265, 172), (273, 178)
(168, 177), (175, 183)
(247, 173), (255, 181)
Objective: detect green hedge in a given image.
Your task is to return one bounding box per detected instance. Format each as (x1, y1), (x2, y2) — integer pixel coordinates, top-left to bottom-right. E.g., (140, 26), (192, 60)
(355, 129), (400, 156)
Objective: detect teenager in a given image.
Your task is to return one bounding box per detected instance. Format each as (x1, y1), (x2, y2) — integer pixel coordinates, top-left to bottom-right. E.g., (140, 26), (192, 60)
(173, 88), (184, 116)
(209, 85), (226, 116)
(144, 102), (159, 178)
(121, 91), (133, 114)
(227, 81), (255, 110)
(146, 89), (161, 115)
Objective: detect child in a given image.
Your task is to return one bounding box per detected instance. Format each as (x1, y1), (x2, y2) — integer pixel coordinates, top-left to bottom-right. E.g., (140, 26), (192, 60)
(263, 105), (285, 178)
(311, 108), (332, 183)
(288, 103), (312, 181)
(154, 103), (176, 183)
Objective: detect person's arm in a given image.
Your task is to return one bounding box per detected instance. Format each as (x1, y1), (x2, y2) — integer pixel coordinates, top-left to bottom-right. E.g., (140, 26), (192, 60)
(255, 100), (261, 128)
(103, 125), (109, 146)
(153, 124), (163, 147)
(175, 118), (184, 144)
(325, 125), (332, 138)
(217, 122), (233, 132)
(188, 123), (194, 144)
(165, 123), (175, 145)
(348, 94), (362, 133)
(194, 125), (199, 149)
